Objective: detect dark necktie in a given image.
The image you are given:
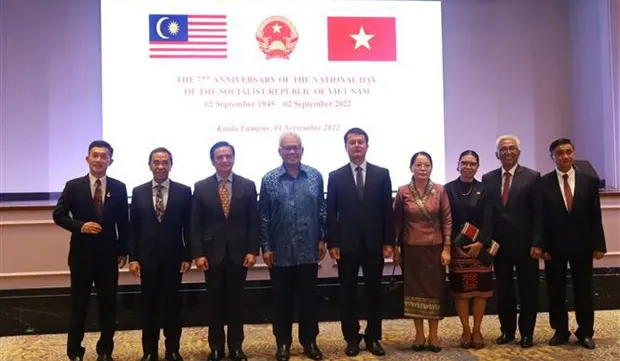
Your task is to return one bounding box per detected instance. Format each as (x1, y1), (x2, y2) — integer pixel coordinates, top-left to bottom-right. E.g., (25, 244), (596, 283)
(93, 178), (103, 218)
(563, 174), (573, 212)
(501, 172), (511, 206)
(219, 179), (231, 218)
(355, 166), (364, 198)
(155, 184), (164, 222)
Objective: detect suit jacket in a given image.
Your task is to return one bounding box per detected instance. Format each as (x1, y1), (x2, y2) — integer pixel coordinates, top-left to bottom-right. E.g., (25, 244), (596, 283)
(481, 165), (543, 258)
(53, 174), (129, 263)
(444, 179), (492, 246)
(190, 174), (260, 267)
(129, 180), (192, 268)
(326, 162), (394, 255)
(541, 169), (606, 257)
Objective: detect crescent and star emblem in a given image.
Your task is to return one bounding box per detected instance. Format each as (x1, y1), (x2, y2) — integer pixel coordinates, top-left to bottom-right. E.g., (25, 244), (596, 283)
(156, 16), (170, 39)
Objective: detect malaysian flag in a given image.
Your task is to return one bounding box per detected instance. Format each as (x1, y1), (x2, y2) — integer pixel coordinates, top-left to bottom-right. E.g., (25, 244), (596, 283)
(149, 14), (227, 59)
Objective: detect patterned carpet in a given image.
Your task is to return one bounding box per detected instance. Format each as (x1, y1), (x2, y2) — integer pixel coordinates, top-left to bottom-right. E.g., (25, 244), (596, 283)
(1, 311), (619, 361)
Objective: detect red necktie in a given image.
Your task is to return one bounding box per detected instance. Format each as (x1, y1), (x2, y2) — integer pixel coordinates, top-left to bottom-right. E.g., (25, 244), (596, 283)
(563, 174), (573, 212)
(501, 172), (511, 206)
(93, 179), (103, 218)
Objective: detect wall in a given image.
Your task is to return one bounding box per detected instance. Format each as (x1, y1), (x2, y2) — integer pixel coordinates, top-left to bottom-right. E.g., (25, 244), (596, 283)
(4, 0), (616, 192)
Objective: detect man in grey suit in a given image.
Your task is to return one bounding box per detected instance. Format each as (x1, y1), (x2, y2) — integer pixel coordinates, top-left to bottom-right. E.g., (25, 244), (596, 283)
(481, 135), (543, 348)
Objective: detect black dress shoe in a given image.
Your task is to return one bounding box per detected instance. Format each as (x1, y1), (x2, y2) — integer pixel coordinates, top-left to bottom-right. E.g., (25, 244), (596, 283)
(426, 344), (442, 353)
(229, 348), (248, 361)
(141, 354), (158, 361)
(520, 336), (534, 348)
(578, 336), (596, 349)
(548, 331), (571, 346)
(275, 344), (290, 361)
(345, 341), (360, 356)
(97, 354), (114, 361)
(366, 340), (386, 356)
(68, 357), (83, 361)
(165, 351), (183, 361)
(496, 333), (515, 345)
(303, 343), (323, 360)
(207, 349), (225, 361)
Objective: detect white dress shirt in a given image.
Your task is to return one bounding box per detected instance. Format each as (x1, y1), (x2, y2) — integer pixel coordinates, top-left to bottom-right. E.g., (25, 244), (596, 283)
(350, 161), (367, 186)
(500, 164), (518, 194)
(88, 173), (107, 204)
(556, 167), (575, 210)
(152, 178), (170, 211)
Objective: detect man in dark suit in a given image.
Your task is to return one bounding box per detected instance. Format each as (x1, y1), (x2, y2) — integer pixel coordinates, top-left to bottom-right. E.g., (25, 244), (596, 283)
(53, 140), (129, 361)
(129, 147), (192, 361)
(481, 135), (543, 348)
(326, 128), (394, 357)
(191, 141), (260, 361)
(541, 138), (607, 349)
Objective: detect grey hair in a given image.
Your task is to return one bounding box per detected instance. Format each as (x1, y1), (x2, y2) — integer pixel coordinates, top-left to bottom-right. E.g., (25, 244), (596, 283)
(495, 134), (521, 150)
(279, 132), (303, 147)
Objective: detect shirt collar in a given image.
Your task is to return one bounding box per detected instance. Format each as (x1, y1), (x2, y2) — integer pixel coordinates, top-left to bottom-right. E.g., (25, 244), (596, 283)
(89, 173), (107, 186)
(152, 178), (170, 189)
(350, 161), (367, 173)
(556, 166), (575, 179)
(216, 172), (234, 184)
(277, 163), (308, 178)
(502, 164), (518, 176)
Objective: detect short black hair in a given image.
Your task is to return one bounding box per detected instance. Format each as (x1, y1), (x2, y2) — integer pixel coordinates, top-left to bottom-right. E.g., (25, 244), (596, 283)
(88, 140), (113, 157)
(149, 147), (173, 165)
(210, 141), (235, 161)
(410, 151), (433, 167)
(459, 149), (480, 164)
(549, 138), (574, 153)
(343, 127), (369, 144)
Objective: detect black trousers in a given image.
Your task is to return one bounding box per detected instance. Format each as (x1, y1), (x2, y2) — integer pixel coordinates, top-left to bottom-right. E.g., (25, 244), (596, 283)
(140, 261), (183, 355)
(493, 253), (539, 338)
(338, 246), (384, 343)
(545, 254), (594, 338)
(205, 255), (248, 350)
(270, 264), (319, 346)
(67, 252), (118, 358)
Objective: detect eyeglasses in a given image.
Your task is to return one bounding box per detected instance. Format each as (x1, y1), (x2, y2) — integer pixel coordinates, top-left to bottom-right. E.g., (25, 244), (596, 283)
(459, 161), (478, 168)
(280, 146), (302, 153)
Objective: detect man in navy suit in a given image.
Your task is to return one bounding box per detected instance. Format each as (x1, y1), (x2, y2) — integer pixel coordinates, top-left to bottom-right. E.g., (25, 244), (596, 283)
(326, 128), (394, 357)
(191, 141), (260, 361)
(541, 138), (606, 349)
(481, 135), (543, 348)
(129, 147), (192, 361)
(53, 140), (129, 361)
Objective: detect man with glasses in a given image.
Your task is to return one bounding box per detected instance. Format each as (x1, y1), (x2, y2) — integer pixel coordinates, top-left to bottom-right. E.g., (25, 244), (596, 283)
(481, 135), (543, 348)
(259, 132), (327, 361)
(191, 141), (260, 361)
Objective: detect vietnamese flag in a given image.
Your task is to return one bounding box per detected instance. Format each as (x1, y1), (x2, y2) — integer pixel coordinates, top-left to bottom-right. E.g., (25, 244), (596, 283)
(327, 17), (396, 61)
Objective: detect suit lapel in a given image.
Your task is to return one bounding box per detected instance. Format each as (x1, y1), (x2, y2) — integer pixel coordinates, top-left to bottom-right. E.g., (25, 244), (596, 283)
(82, 175), (97, 216)
(102, 178), (112, 217)
(229, 175), (244, 216)
(571, 171), (587, 215)
(470, 180), (484, 209)
(505, 166), (524, 207)
(548, 170), (568, 214)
